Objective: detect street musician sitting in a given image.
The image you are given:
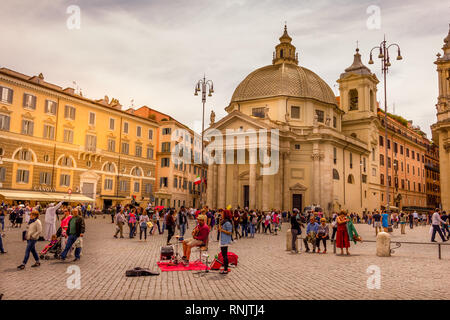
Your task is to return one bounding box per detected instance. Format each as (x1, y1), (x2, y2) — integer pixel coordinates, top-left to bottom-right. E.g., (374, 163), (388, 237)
(182, 214), (210, 264)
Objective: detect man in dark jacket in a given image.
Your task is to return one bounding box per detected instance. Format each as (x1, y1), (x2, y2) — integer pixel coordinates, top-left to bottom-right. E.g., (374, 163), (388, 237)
(60, 208), (85, 262)
(290, 211), (303, 253)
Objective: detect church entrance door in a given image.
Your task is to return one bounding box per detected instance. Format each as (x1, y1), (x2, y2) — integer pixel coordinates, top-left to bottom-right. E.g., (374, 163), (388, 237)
(243, 185), (249, 208)
(292, 194), (302, 212)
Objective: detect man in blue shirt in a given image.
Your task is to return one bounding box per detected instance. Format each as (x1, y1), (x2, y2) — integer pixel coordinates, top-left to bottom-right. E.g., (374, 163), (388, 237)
(303, 218), (319, 253)
(381, 211), (389, 232)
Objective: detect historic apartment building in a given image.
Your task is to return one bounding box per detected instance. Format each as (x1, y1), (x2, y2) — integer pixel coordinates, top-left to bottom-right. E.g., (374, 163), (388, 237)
(132, 106), (207, 209)
(425, 143), (441, 209)
(431, 26), (450, 212)
(206, 25), (438, 215)
(377, 112), (430, 211)
(0, 68), (159, 208)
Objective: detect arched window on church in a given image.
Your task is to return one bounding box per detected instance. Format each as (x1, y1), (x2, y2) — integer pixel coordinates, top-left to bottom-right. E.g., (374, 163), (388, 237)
(347, 174), (355, 184)
(333, 169), (340, 180)
(370, 90), (374, 111)
(280, 49), (284, 58)
(351, 133), (357, 138)
(349, 89), (358, 111)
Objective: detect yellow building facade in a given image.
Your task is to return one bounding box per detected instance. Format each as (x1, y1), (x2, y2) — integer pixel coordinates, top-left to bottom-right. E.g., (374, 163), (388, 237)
(132, 106), (207, 209)
(0, 68), (158, 208)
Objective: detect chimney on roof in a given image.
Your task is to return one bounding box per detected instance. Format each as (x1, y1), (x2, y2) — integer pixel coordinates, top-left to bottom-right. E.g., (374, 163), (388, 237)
(63, 87), (75, 94)
(109, 98), (122, 110)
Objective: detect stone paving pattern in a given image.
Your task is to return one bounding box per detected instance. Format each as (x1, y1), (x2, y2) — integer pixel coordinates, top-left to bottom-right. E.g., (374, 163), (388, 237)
(1, 216), (449, 300)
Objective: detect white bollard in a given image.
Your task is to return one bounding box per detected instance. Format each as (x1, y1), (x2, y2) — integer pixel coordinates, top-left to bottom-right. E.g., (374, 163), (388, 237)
(286, 228), (292, 251)
(376, 231), (391, 257)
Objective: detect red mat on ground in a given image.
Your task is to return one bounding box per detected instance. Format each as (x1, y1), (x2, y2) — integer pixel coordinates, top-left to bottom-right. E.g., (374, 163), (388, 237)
(157, 261), (210, 272)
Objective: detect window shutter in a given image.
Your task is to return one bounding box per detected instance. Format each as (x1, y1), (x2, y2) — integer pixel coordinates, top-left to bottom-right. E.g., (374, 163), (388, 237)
(23, 93), (27, 107)
(29, 121), (34, 135)
(8, 88), (13, 103)
(32, 95), (37, 109)
(5, 116), (10, 131)
(21, 120), (26, 134)
(24, 170), (29, 183)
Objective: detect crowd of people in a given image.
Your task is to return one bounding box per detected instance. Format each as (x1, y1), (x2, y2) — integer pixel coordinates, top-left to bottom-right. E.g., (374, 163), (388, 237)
(0, 201), (85, 270)
(0, 200), (448, 274)
(359, 209), (449, 241)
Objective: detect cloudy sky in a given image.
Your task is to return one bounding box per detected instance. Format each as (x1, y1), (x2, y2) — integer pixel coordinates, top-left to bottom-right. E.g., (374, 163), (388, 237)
(1, 0), (448, 137)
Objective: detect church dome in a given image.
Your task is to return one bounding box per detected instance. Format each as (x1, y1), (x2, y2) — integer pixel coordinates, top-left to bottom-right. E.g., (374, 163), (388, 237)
(230, 62), (338, 106)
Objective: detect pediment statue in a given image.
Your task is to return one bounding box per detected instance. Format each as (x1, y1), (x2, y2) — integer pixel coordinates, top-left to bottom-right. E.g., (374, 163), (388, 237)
(210, 110), (216, 125)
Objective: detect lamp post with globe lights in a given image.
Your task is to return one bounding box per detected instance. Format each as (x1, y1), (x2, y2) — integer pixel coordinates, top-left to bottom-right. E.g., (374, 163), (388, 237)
(194, 75), (214, 208)
(368, 36), (402, 217)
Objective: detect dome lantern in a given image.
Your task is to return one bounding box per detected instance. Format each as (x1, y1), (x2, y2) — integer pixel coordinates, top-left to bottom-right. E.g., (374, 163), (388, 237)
(272, 24), (298, 65)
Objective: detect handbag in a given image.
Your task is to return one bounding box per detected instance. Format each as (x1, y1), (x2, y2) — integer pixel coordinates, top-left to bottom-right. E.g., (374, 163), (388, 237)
(147, 221), (153, 229)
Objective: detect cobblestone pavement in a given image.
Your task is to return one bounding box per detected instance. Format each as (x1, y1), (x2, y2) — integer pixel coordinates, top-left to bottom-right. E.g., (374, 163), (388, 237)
(1, 216), (449, 300)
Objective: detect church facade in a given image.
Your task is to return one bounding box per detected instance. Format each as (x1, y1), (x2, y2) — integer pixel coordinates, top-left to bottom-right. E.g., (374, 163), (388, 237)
(205, 26), (386, 215)
(432, 27), (450, 212)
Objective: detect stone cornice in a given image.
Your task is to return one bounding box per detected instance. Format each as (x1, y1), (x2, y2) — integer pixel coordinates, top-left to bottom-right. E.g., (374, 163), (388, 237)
(0, 72), (159, 128)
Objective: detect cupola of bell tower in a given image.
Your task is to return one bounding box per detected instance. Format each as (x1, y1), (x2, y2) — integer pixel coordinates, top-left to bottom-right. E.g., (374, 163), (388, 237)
(337, 46), (379, 114)
(272, 24), (298, 65)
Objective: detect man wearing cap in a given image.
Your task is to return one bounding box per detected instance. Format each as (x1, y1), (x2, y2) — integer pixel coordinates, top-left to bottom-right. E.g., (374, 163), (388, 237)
(181, 214), (210, 264)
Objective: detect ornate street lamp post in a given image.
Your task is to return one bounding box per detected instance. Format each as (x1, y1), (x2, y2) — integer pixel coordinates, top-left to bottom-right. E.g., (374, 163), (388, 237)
(194, 75), (214, 208)
(369, 36), (402, 216)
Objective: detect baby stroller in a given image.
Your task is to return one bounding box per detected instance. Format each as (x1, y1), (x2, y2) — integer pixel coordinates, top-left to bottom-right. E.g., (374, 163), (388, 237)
(39, 228), (63, 260)
(39, 237), (62, 260)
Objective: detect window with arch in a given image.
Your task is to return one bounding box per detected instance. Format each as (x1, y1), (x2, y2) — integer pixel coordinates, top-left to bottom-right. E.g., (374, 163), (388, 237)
(17, 149), (32, 161)
(104, 162), (115, 173)
(131, 167), (143, 177)
(280, 49), (284, 58)
(60, 156), (73, 167)
(347, 174), (355, 184)
(333, 169), (340, 180)
(349, 89), (358, 110)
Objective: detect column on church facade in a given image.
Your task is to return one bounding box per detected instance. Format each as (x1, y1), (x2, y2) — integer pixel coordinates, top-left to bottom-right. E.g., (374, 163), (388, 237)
(249, 148), (257, 210)
(312, 143), (321, 205)
(217, 160), (227, 209)
(212, 164), (218, 209)
(232, 161), (239, 208)
(262, 165), (270, 211)
(322, 144), (334, 216)
(206, 162), (214, 208)
(274, 152), (283, 210)
(282, 152), (290, 211)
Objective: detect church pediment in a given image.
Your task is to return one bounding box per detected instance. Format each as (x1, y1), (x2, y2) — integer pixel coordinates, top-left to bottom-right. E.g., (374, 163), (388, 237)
(239, 170), (249, 179)
(209, 110), (274, 132)
(289, 182), (307, 191)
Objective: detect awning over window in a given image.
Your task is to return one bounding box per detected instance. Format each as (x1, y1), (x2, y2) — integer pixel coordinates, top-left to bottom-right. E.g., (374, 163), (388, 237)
(0, 189), (95, 203)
